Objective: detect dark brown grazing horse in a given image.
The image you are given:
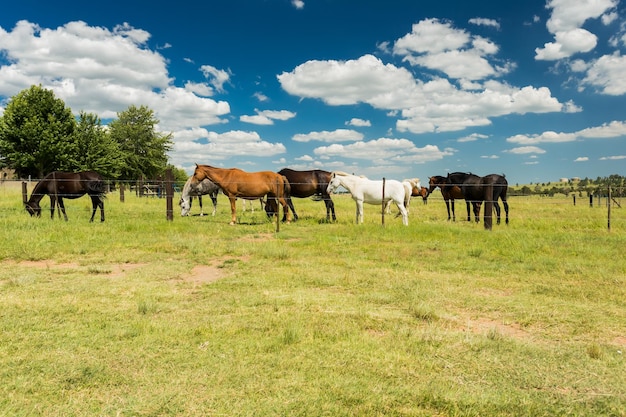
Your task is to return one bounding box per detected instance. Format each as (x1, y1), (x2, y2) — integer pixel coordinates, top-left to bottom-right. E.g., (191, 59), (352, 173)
(265, 168), (336, 222)
(446, 172), (509, 225)
(25, 171), (106, 222)
(428, 175), (469, 221)
(192, 164), (291, 225)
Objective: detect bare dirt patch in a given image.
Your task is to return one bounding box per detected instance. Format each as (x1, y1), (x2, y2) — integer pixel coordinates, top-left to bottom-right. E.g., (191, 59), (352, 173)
(3, 260), (146, 278)
(186, 264), (225, 284)
(461, 316), (531, 341)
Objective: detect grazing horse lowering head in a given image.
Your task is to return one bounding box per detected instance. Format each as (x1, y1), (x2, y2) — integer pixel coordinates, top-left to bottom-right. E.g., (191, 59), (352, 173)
(25, 200), (42, 217)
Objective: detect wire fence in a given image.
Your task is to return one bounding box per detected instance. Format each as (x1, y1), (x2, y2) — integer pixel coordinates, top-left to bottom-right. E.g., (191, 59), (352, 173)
(1, 177), (623, 231)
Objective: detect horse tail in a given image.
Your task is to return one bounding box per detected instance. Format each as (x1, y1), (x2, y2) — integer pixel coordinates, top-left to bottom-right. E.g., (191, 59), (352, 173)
(281, 175), (291, 198)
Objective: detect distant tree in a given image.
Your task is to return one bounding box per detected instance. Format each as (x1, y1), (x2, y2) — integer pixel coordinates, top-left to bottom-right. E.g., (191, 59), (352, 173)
(168, 165), (190, 183)
(0, 85), (76, 178)
(108, 105), (173, 181)
(73, 111), (124, 179)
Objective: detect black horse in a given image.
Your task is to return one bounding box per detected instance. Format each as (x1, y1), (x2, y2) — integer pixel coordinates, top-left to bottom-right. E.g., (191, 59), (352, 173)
(446, 172), (509, 225)
(265, 168), (336, 222)
(25, 171), (106, 222)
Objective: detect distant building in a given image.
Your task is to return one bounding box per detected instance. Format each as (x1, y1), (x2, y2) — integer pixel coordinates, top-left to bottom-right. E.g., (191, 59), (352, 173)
(559, 178), (569, 183)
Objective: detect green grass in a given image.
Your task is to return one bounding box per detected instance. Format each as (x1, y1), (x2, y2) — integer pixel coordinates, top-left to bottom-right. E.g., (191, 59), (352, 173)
(0, 181), (625, 416)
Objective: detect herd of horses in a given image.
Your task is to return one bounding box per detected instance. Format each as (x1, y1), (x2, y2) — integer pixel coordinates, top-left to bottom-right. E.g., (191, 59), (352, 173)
(24, 166), (509, 226)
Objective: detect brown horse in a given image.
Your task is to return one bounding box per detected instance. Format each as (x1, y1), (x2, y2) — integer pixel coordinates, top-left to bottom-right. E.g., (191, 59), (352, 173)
(25, 171), (106, 222)
(192, 164), (291, 225)
(265, 168), (336, 222)
(428, 175), (470, 221)
(446, 172), (509, 225)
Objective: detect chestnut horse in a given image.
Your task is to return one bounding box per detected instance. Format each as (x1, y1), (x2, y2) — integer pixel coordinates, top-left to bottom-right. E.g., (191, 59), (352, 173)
(192, 164), (291, 225)
(25, 171), (105, 222)
(428, 175), (469, 222)
(265, 168), (336, 222)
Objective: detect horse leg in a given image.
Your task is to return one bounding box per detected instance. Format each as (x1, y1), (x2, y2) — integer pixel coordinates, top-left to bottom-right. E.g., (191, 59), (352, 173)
(473, 202), (481, 223)
(58, 197), (68, 221)
(49, 196), (56, 219)
(494, 201), (501, 225)
(356, 200), (364, 224)
(210, 193), (218, 216)
(327, 197), (336, 221)
(396, 199), (409, 226)
(287, 196), (298, 221)
(503, 199), (509, 225)
(198, 195), (205, 216)
(99, 196), (105, 222)
(466, 201), (471, 222)
(279, 197), (291, 223)
(228, 197), (237, 225)
(89, 196), (98, 222)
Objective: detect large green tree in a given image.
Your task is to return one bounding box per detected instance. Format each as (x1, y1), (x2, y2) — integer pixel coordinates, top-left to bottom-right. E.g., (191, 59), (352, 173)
(73, 111), (124, 179)
(0, 85), (77, 178)
(108, 105), (173, 181)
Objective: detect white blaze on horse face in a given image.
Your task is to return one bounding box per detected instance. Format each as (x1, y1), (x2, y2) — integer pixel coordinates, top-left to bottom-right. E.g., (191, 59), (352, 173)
(180, 198), (191, 216)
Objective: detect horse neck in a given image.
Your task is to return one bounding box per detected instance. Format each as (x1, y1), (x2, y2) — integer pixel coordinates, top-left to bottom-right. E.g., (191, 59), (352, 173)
(181, 178), (193, 200)
(28, 180), (49, 204)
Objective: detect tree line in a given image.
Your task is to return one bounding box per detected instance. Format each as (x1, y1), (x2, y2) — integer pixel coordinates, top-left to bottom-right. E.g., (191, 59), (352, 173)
(0, 85), (187, 182)
(512, 175), (626, 198)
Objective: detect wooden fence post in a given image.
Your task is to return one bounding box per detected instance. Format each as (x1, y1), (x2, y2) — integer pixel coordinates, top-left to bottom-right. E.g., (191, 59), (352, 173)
(607, 185), (611, 232)
(484, 181), (493, 230)
(381, 177), (386, 226)
(166, 169), (174, 221)
(275, 178), (280, 233)
(22, 182), (28, 205)
(119, 184), (125, 203)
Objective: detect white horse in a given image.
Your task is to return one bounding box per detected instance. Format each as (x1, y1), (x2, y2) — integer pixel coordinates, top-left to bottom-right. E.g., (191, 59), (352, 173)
(385, 178), (421, 215)
(327, 171), (409, 226)
(179, 176), (220, 216)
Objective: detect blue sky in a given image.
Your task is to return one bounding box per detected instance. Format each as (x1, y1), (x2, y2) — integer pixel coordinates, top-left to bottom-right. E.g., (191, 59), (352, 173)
(1, 0), (625, 185)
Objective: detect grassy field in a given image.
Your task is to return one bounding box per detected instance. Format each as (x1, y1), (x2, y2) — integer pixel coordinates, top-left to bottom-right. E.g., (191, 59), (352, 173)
(1, 180), (625, 416)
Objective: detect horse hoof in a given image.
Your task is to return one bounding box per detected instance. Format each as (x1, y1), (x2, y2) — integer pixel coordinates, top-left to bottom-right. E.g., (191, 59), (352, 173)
(229, 221), (236, 225)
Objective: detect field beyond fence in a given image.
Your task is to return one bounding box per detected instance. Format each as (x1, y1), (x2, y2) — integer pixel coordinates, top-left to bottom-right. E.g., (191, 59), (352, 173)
(1, 180), (625, 416)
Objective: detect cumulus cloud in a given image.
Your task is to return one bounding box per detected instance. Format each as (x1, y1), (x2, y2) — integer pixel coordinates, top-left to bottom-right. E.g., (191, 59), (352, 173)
(574, 157), (589, 162)
(313, 138), (454, 164)
(582, 52), (626, 95)
(392, 18), (510, 81)
(506, 146), (547, 154)
(240, 109), (296, 125)
(468, 18), (500, 30)
(292, 129), (364, 143)
(291, 0), (304, 9)
(346, 118), (371, 127)
(278, 54), (563, 135)
(0, 20), (230, 133)
(535, 0), (617, 60)
(507, 120), (626, 144)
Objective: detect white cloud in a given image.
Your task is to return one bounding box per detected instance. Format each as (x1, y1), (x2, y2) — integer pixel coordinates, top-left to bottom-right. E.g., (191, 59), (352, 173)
(346, 118), (371, 127)
(199, 65), (231, 93)
(582, 52), (626, 95)
(279, 54), (563, 135)
(458, 133), (488, 143)
(599, 155), (626, 160)
(574, 157), (589, 162)
(468, 18), (500, 30)
(314, 138), (453, 163)
(240, 109), (296, 125)
(292, 129), (363, 143)
(392, 18), (509, 81)
(0, 20), (231, 133)
(506, 146), (547, 154)
(507, 120), (626, 144)
(535, 0), (617, 60)
(291, 0), (304, 9)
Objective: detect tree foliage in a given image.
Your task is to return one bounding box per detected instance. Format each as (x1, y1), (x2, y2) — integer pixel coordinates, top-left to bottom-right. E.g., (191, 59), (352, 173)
(0, 85), (76, 178)
(108, 105), (173, 181)
(73, 111), (124, 179)
(0, 86), (174, 181)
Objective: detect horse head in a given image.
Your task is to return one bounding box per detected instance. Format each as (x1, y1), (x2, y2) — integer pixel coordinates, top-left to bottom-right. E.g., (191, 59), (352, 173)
(326, 174), (343, 194)
(179, 196), (191, 216)
(25, 201), (41, 217)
